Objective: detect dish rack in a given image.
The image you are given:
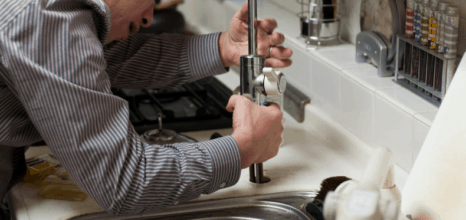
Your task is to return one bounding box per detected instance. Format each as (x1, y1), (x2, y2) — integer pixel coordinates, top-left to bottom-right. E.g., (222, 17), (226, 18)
(395, 35), (461, 107)
(297, 0), (342, 50)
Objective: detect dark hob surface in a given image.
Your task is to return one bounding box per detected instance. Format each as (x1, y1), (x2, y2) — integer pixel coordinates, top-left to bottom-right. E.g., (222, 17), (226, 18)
(112, 77), (234, 134)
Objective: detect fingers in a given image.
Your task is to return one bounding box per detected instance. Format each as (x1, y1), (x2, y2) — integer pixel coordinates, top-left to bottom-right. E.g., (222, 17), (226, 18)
(265, 58), (293, 68)
(267, 103), (284, 121)
(258, 18), (278, 34)
(268, 32), (285, 46)
(226, 95), (253, 112)
(268, 46), (292, 59)
(235, 1), (250, 22)
(226, 95), (241, 112)
(267, 102), (281, 111)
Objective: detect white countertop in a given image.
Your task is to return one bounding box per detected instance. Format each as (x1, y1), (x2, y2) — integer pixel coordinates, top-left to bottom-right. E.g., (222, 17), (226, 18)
(8, 69), (410, 220)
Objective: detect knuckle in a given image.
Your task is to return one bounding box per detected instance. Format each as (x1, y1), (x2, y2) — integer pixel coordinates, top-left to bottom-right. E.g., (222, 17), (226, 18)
(275, 33), (284, 41)
(275, 110), (283, 119)
(265, 18), (277, 26)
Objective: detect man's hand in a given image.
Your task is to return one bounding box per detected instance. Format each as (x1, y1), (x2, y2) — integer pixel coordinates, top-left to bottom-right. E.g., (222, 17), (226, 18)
(219, 1), (293, 68)
(226, 95), (284, 169)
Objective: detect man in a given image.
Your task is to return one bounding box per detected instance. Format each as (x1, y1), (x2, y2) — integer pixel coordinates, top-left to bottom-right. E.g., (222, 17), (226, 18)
(0, 0), (292, 218)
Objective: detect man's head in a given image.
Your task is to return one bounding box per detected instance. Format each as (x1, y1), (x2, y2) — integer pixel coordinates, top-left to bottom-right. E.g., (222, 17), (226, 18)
(104, 0), (154, 44)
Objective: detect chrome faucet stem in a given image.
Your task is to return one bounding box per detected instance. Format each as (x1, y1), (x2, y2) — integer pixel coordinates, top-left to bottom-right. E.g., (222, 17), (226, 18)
(240, 0), (269, 184)
(248, 0), (257, 55)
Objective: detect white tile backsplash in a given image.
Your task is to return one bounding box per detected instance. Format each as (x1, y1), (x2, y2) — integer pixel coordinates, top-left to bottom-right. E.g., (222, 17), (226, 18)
(413, 120), (430, 166)
(340, 75), (375, 146)
(342, 67), (398, 92)
(310, 59), (341, 121)
(282, 40), (313, 95)
(374, 94), (413, 172)
(414, 112), (439, 127)
(375, 87), (439, 116)
(314, 45), (372, 71)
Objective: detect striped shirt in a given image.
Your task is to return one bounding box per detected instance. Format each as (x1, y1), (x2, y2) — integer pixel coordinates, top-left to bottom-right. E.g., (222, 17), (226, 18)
(0, 0), (241, 216)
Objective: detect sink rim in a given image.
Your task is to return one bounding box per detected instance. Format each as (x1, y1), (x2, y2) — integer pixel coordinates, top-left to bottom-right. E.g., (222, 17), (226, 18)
(70, 191), (318, 220)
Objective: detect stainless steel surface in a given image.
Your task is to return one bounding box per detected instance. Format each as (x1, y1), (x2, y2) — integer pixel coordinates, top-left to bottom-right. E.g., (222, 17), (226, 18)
(278, 74), (287, 94)
(356, 31), (394, 77)
(144, 113), (177, 141)
(142, 113), (197, 145)
(297, 0), (342, 49)
(248, 0), (258, 56)
(240, 55), (265, 98)
(283, 83), (311, 123)
(241, 0), (268, 184)
(70, 191), (317, 220)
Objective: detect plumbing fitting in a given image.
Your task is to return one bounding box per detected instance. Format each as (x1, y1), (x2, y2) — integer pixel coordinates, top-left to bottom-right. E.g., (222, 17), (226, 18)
(240, 0), (287, 184)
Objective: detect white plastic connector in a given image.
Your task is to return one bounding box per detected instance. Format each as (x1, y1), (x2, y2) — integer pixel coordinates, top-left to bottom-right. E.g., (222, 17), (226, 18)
(323, 191), (339, 220)
(262, 67), (286, 96)
(322, 147), (402, 220)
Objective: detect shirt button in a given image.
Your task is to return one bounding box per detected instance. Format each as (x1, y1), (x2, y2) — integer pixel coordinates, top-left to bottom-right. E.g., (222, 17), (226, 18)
(219, 182), (226, 189)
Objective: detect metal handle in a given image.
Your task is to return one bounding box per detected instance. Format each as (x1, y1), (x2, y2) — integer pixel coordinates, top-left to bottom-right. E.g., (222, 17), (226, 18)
(158, 113), (163, 133)
(248, 0), (257, 56)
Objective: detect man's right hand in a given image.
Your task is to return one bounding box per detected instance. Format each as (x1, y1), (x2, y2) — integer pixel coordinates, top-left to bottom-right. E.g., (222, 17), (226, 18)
(226, 95), (284, 169)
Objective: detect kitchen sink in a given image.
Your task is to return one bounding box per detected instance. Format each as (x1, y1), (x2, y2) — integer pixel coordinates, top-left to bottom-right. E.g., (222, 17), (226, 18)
(71, 191), (317, 220)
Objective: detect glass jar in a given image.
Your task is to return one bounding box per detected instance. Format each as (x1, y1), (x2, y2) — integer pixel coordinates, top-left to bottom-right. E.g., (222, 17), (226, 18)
(406, 0), (416, 38)
(436, 2), (449, 54)
(444, 6), (459, 59)
(428, 0), (439, 49)
(420, 0), (430, 46)
(414, 0), (423, 42)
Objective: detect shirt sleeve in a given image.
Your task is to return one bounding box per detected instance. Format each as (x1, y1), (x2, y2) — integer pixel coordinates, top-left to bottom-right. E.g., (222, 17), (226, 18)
(0, 1), (241, 215)
(104, 33), (229, 89)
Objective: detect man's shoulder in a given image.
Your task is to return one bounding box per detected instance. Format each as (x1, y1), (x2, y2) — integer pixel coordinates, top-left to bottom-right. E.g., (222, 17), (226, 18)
(0, 0), (110, 43)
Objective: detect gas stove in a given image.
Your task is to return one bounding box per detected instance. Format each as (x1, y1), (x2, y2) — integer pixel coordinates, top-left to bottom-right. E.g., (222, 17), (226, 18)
(111, 76), (234, 135)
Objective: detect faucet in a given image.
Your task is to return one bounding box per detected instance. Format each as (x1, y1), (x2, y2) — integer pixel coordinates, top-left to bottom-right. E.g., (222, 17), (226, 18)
(240, 0), (287, 184)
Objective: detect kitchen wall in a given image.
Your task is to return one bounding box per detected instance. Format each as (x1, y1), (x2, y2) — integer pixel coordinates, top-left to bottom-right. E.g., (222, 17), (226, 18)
(178, 0), (465, 175)
(268, 0), (466, 56)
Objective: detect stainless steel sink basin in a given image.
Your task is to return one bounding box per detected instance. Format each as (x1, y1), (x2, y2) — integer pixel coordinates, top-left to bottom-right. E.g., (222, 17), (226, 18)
(72, 191), (317, 220)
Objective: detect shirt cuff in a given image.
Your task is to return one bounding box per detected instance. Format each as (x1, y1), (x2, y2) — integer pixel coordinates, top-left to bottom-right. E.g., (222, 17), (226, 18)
(182, 33), (229, 82)
(201, 136), (241, 194)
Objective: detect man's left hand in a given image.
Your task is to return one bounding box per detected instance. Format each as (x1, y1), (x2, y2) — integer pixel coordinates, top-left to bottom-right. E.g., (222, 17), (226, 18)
(219, 1), (293, 68)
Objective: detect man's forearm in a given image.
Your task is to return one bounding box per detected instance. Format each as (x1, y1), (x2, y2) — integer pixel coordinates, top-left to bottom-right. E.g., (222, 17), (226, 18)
(104, 33), (228, 89)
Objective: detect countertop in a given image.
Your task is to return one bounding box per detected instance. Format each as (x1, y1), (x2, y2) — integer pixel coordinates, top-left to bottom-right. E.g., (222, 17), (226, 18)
(8, 69), (386, 220)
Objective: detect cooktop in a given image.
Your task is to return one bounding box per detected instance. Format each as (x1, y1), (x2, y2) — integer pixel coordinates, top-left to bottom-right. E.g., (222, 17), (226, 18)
(112, 76), (234, 134)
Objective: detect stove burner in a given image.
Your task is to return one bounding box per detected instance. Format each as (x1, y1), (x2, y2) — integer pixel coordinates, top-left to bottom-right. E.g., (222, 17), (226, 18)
(112, 77), (233, 134)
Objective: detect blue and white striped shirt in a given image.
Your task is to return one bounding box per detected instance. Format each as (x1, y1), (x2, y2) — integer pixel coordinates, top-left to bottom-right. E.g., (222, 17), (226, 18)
(0, 0), (241, 216)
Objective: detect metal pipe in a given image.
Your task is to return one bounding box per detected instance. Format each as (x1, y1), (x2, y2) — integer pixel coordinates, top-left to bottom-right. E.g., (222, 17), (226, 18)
(240, 0), (269, 184)
(248, 0), (265, 184)
(248, 0), (257, 56)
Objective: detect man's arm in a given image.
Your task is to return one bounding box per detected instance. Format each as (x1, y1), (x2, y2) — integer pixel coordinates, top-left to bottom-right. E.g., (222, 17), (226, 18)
(104, 33), (228, 89)
(0, 2), (240, 215)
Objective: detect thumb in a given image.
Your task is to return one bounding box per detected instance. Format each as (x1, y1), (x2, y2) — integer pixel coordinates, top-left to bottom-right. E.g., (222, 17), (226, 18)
(226, 95), (242, 112)
(234, 1), (249, 22)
